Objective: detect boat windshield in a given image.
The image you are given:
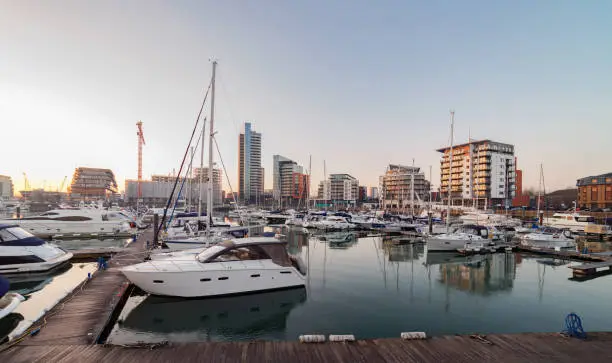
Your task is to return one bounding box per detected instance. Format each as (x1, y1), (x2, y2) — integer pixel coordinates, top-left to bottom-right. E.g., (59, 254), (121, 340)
(575, 216), (595, 223)
(196, 245), (226, 262)
(0, 227), (35, 241)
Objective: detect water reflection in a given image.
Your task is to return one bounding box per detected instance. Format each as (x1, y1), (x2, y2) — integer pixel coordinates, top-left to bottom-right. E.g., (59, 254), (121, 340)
(119, 288), (307, 342)
(7, 264), (73, 296)
(0, 313), (23, 344)
(436, 253), (517, 295)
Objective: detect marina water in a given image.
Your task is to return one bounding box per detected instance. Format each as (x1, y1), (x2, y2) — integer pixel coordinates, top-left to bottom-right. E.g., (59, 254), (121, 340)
(106, 229), (612, 344)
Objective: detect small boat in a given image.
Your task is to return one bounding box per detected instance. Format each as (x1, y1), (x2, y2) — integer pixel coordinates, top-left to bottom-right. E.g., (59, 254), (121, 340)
(122, 237), (307, 298)
(0, 276), (25, 319)
(520, 227), (576, 249)
(426, 224), (497, 252)
(0, 224), (73, 274)
(309, 216), (355, 230)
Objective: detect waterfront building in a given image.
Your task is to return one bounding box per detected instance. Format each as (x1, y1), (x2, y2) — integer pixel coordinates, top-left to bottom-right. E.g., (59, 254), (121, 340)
(68, 167), (118, 201)
(272, 155), (309, 207)
(369, 186), (379, 200)
(0, 175), (14, 200)
(511, 158), (529, 207)
(317, 173), (358, 208)
(437, 139), (516, 208)
(379, 164), (430, 211)
(193, 167), (223, 206)
(125, 173), (220, 207)
(576, 172), (612, 209)
(238, 122), (263, 204)
(358, 186), (367, 202)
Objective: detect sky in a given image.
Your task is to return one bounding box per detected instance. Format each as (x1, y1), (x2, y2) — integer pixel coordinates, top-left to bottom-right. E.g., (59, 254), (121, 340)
(1, 0), (611, 195)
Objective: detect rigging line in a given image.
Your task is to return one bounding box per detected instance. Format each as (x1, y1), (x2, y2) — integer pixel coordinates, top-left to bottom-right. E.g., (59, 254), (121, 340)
(167, 124), (204, 228)
(157, 80), (212, 239)
(212, 134), (245, 225)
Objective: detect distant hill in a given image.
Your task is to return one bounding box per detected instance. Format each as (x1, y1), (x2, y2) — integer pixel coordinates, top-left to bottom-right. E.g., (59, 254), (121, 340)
(546, 188), (577, 208)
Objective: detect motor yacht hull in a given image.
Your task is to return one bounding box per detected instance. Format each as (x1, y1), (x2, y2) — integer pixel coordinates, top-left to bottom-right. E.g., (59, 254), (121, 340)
(123, 260), (305, 298)
(0, 250), (73, 274)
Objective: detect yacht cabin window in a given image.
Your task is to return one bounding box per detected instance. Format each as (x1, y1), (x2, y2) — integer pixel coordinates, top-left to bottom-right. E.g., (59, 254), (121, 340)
(0, 227), (34, 242)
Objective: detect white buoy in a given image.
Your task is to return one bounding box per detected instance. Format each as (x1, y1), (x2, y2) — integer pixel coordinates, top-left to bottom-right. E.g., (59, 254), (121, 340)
(329, 334), (355, 342)
(299, 335), (326, 343)
(401, 332), (427, 340)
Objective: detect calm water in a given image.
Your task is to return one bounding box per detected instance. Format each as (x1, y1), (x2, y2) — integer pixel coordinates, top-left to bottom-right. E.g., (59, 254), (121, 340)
(107, 229), (612, 344)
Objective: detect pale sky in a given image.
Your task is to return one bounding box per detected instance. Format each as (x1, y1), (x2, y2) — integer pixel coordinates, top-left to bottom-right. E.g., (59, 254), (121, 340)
(1, 1), (610, 194)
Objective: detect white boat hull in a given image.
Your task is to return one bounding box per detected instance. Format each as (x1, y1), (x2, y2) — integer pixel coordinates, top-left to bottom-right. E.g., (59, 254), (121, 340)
(0, 220), (133, 239)
(123, 260), (305, 298)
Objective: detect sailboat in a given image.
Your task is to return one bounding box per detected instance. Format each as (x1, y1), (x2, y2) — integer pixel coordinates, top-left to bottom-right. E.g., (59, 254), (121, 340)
(122, 62), (307, 297)
(157, 62), (249, 252)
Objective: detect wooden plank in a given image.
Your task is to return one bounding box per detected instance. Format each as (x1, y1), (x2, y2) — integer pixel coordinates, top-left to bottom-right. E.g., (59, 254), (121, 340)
(3, 334), (612, 363)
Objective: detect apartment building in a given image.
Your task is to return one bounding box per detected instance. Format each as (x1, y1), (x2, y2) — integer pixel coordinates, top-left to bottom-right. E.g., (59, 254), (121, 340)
(317, 173), (359, 207)
(272, 155), (309, 207)
(437, 139), (516, 208)
(379, 164), (430, 211)
(238, 122), (263, 204)
(577, 172), (612, 209)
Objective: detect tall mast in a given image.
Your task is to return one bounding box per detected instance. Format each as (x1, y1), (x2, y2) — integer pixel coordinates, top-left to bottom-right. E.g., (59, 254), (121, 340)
(197, 118), (207, 217)
(537, 163), (542, 218)
(411, 158), (415, 217)
(323, 160), (327, 211)
(207, 60), (217, 236)
(307, 155), (312, 210)
(446, 110), (455, 228)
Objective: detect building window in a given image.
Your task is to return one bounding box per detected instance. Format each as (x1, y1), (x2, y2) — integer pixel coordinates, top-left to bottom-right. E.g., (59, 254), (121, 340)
(606, 186), (612, 201)
(591, 187), (598, 201)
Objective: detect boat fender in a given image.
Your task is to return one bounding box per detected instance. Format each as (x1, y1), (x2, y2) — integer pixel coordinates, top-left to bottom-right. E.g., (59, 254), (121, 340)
(329, 335), (355, 342)
(299, 335), (326, 343)
(401, 332), (427, 340)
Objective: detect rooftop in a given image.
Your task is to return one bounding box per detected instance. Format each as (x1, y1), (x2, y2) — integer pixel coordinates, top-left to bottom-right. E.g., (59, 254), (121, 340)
(436, 139), (514, 153)
(576, 172), (612, 186)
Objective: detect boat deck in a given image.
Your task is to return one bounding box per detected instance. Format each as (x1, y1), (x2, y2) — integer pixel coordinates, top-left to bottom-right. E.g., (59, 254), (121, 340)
(3, 332), (612, 362)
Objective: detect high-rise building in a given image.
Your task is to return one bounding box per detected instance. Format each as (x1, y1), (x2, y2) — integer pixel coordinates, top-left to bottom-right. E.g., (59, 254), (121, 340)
(273, 155), (309, 207)
(358, 186), (368, 202)
(577, 172), (612, 209)
(68, 167), (118, 201)
(437, 139), (515, 208)
(238, 122), (263, 204)
(379, 164), (430, 211)
(0, 175), (14, 200)
(369, 186), (379, 200)
(317, 173), (358, 207)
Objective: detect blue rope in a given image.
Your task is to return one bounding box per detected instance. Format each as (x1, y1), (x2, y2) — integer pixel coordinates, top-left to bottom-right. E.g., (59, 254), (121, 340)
(562, 313), (587, 339)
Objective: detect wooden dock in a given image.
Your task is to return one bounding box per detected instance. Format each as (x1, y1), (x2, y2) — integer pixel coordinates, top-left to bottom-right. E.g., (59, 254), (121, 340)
(3, 230), (150, 346)
(2, 332), (612, 362)
(70, 247), (124, 261)
(569, 260), (612, 278)
(517, 245), (609, 262)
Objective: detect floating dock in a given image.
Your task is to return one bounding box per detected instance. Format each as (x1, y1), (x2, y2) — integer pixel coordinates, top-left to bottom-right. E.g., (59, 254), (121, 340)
(3, 332), (612, 362)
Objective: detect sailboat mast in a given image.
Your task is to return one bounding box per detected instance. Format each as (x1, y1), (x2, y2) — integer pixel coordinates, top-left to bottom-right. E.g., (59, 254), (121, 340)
(207, 60), (217, 236)
(537, 163), (543, 225)
(446, 110), (455, 228)
(198, 118), (207, 217)
(307, 154), (312, 210)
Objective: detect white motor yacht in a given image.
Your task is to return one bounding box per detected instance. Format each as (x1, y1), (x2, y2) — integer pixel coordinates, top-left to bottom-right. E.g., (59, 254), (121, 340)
(0, 224), (73, 274)
(310, 216), (355, 230)
(0, 209), (134, 239)
(543, 213), (596, 232)
(122, 237), (307, 298)
(520, 227), (576, 249)
(426, 224), (496, 252)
